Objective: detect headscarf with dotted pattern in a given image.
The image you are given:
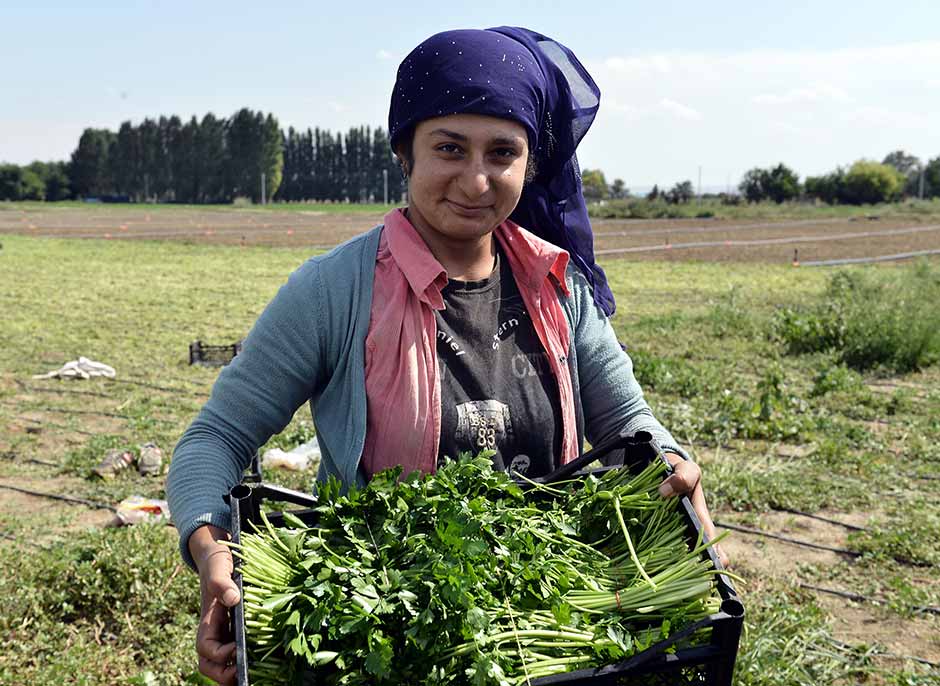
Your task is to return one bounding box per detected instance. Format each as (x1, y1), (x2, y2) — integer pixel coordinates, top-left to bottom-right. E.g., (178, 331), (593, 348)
(388, 26), (615, 316)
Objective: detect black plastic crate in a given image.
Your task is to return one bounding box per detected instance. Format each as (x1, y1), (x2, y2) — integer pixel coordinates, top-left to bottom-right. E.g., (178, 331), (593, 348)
(189, 339), (243, 367)
(227, 431), (744, 686)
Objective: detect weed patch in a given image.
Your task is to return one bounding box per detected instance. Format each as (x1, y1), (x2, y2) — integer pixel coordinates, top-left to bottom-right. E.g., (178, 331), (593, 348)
(848, 498), (940, 567)
(774, 264), (940, 373)
(0, 523), (201, 684)
(735, 584), (876, 686)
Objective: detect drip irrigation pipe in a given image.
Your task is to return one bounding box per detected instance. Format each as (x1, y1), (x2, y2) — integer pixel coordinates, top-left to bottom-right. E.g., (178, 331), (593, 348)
(593, 217), (850, 239)
(799, 583), (940, 616)
(103, 378), (208, 398)
(829, 638), (940, 670)
(12, 415), (96, 437)
(25, 457), (59, 467)
(20, 383), (115, 400)
(801, 247), (940, 267)
(0, 531), (51, 550)
(4, 403), (176, 426)
(770, 506), (869, 532)
(714, 520), (862, 557)
(595, 223), (940, 255)
(2, 453), (60, 467)
(0, 483), (116, 511)
(716, 521), (932, 568)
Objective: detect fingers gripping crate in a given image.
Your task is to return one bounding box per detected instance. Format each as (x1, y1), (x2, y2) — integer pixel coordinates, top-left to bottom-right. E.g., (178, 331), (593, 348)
(227, 432), (744, 686)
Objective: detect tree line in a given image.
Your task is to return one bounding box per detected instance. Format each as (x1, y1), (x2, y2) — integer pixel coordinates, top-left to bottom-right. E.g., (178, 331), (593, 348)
(0, 108), (405, 204)
(581, 150), (940, 207)
(3, 121), (940, 207)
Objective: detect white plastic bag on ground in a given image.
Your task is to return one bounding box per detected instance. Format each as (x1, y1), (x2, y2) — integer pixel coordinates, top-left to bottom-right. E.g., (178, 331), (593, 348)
(262, 437), (322, 472)
(33, 356), (116, 380)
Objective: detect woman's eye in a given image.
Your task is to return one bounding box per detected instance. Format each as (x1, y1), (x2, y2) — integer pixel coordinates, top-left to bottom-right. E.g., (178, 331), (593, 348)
(492, 148), (520, 160)
(437, 143), (462, 154)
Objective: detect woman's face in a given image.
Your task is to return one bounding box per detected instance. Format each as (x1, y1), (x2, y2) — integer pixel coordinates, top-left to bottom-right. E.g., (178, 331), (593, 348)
(404, 113), (529, 247)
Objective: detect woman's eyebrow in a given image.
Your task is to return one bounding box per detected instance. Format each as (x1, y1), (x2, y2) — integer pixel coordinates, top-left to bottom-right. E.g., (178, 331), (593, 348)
(490, 136), (523, 147)
(429, 128), (468, 141)
(429, 129), (523, 147)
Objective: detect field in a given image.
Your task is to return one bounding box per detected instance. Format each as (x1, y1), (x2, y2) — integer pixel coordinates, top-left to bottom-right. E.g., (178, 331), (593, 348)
(1, 202), (939, 685)
(4, 199), (940, 264)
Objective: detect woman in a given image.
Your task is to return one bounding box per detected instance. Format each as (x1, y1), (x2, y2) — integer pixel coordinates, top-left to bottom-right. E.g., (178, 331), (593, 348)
(167, 27), (726, 685)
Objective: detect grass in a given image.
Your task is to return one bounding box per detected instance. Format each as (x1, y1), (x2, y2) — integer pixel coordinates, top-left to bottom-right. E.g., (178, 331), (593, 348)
(0, 228), (938, 684)
(2, 200), (398, 214)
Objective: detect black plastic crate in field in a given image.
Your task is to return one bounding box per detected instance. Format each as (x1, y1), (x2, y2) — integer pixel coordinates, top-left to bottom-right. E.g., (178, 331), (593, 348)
(227, 431), (744, 686)
(189, 339), (243, 367)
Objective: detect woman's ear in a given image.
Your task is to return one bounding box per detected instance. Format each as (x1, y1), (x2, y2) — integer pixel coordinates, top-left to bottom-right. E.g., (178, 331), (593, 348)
(393, 132), (415, 179)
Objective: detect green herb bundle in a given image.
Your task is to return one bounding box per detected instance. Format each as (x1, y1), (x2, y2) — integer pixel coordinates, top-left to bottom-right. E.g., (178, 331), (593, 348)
(229, 456), (727, 686)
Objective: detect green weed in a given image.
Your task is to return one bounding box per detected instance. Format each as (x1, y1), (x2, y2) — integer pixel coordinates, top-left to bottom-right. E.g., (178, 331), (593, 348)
(0, 523), (201, 685)
(735, 584), (876, 686)
(774, 263), (940, 373)
(847, 497), (940, 567)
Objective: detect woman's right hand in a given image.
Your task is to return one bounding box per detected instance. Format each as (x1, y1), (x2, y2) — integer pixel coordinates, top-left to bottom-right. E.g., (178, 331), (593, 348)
(189, 524), (241, 686)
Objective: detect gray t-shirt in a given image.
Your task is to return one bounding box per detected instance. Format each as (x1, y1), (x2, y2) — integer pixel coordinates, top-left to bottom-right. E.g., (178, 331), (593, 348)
(435, 250), (562, 477)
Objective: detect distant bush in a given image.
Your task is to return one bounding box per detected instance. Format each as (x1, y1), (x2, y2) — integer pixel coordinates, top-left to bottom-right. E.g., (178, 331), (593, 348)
(805, 160), (906, 205)
(774, 263), (940, 373)
(739, 164), (801, 203)
(590, 198), (713, 219)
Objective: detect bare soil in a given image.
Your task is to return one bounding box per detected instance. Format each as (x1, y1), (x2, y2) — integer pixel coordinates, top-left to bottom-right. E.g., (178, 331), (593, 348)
(4, 207), (940, 264)
(721, 510), (940, 664)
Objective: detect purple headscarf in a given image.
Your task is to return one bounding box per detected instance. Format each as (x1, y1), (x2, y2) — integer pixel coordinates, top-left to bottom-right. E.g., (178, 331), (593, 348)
(388, 26), (616, 316)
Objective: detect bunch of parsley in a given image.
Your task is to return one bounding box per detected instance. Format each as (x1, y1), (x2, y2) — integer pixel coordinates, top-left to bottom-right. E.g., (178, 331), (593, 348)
(231, 455), (726, 686)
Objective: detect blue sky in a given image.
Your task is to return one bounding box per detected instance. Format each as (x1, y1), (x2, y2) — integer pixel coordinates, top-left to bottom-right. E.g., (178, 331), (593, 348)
(3, 1), (940, 189)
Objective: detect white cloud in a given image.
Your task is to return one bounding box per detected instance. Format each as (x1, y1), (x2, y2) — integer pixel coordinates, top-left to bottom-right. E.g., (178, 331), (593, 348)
(659, 98), (702, 121)
(843, 106), (931, 129)
(767, 120), (806, 136)
(752, 83), (851, 105)
(578, 41), (940, 185)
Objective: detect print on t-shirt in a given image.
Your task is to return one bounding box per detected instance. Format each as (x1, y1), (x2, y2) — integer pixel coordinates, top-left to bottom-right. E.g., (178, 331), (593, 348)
(434, 248), (562, 478)
(455, 399), (515, 452)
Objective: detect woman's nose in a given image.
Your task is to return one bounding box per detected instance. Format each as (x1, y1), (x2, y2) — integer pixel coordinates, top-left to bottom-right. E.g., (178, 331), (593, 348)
(458, 158), (490, 198)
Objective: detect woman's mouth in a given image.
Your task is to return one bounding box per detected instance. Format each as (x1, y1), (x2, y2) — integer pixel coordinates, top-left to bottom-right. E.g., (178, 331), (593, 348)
(446, 200), (491, 217)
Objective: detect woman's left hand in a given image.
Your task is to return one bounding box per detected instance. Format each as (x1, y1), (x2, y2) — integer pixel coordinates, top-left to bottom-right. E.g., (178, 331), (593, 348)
(659, 453), (730, 568)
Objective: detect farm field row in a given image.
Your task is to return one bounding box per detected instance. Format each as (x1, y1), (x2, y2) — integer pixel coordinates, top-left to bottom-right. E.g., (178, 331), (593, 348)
(4, 202), (940, 265)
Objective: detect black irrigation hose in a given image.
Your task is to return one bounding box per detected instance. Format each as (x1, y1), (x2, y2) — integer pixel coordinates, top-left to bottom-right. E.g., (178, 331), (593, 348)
(0, 483), (116, 512)
(716, 521), (932, 568)
(829, 637), (940, 670)
(12, 415), (96, 437)
(799, 583), (940, 617)
(770, 506), (869, 532)
(714, 520), (863, 557)
(20, 383), (115, 400)
(4, 402), (177, 426)
(0, 531), (51, 550)
(103, 378), (208, 398)
(0, 451), (56, 468)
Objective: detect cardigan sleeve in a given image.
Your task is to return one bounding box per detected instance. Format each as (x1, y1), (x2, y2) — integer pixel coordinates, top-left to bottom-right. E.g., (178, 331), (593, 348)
(567, 267), (689, 460)
(166, 258), (329, 570)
